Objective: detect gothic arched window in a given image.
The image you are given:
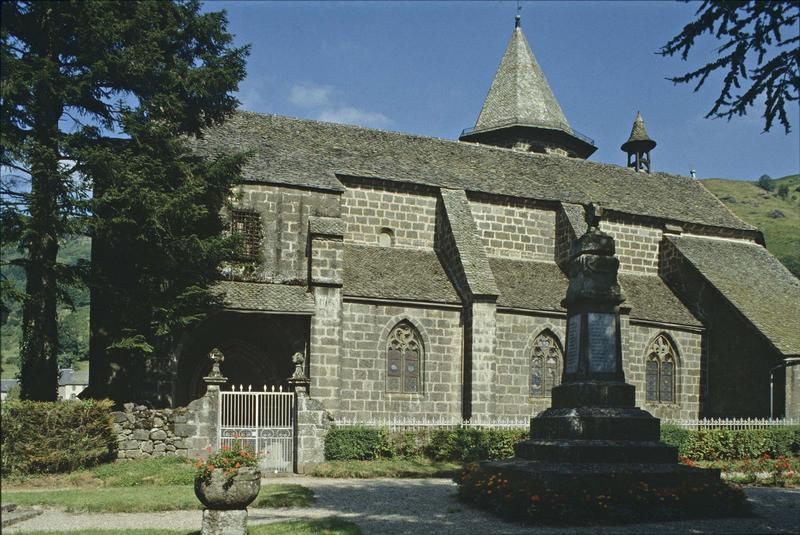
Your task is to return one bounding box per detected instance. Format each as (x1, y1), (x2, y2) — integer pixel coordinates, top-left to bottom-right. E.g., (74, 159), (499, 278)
(386, 321), (422, 393)
(530, 330), (562, 397)
(646, 334), (677, 403)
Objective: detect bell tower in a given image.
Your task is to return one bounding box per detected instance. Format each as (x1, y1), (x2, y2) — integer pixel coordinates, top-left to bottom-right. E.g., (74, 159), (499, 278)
(459, 15), (596, 159)
(621, 112), (657, 173)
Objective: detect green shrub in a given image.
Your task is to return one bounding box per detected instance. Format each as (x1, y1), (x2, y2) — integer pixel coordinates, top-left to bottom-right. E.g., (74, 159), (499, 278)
(1, 399), (116, 474)
(660, 424), (690, 456)
(324, 426), (389, 460)
(324, 426), (527, 462)
(676, 426), (800, 461)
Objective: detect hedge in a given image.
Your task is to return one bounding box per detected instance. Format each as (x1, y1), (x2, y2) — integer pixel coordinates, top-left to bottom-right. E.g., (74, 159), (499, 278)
(324, 426), (527, 462)
(1, 399), (117, 474)
(660, 424), (800, 460)
(325, 424), (800, 463)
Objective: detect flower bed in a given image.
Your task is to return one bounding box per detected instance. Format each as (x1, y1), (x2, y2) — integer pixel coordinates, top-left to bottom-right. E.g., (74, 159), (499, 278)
(682, 454), (800, 487)
(456, 462), (749, 524)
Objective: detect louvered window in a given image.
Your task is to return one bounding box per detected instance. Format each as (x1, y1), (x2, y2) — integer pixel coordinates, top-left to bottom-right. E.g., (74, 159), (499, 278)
(230, 209), (262, 261)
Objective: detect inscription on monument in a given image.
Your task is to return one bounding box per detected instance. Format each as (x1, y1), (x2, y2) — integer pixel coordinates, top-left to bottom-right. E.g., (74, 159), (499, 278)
(566, 314), (581, 374)
(588, 313), (616, 373)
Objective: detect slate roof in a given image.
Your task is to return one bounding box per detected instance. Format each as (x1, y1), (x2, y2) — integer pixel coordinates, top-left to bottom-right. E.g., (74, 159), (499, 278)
(343, 244), (460, 304)
(490, 258), (567, 312)
(489, 257), (699, 327)
(473, 21), (570, 134)
(561, 202), (588, 237)
(621, 112), (656, 152)
(193, 112), (754, 233)
(618, 274), (701, 327)
(59, 368), (89, 386)
(439, 189), (498, 296)
(666, 236), (800, 355)
(215, 281), (315, 314)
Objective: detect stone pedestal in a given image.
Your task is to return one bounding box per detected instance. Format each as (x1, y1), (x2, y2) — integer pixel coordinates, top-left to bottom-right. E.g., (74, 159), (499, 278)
(201, 509), (247, 535)
(458, 205), (737, 523)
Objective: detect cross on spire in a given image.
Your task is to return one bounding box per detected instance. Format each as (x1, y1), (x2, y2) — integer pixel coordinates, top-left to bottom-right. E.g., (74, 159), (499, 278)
(516, 0), (522, 27)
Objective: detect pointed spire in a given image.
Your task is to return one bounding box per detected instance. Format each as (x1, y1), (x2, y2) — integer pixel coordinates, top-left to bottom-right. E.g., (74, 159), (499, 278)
(474, 19), (569, 133)
(621, 111), (656, 173)
(460, 16), (596, 159)
(621, 111), (656, 152)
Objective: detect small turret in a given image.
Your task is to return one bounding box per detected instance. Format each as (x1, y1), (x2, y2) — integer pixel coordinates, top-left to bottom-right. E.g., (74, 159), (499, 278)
(621, 112), (656, 173)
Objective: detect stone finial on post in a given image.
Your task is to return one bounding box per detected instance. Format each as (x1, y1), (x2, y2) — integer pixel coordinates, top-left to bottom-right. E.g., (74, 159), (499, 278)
(204, 348), (228, 391)
(288, 351), (310, 395)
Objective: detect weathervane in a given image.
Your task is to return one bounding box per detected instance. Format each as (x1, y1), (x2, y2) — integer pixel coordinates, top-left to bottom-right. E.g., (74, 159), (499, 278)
(516, 0), (522, 27)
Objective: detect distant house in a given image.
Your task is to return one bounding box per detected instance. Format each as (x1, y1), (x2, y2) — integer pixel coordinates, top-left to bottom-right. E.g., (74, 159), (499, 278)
(58, 368), (89, 400)
(0, 378), (19, 402)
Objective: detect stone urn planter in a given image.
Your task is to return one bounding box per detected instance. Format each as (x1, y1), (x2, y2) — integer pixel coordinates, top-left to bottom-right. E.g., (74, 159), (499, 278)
(194, 467), (261, 510)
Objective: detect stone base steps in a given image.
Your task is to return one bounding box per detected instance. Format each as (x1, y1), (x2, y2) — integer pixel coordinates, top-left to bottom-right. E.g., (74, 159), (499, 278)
(1, 503), (43, 528)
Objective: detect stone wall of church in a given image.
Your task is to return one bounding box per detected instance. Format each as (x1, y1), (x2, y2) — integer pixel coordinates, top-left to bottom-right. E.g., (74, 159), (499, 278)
(234, 184), (340, 283)
(493, 312), (567, 418)
(622, 320), (702, 420)
(337, 302), (462, 420)
(468, 199), (556, 261)
(341, 185), (437, 250)
(660, 239), (785, 417)
(599, 219), (661, 274)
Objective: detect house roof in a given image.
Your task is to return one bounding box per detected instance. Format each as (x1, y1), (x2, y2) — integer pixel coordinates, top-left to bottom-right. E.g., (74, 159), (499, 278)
(490, 257), (699, 327)
(473, 20), (570, 135)
(192, 112), (754, 233)
(59, 369), (89, 386)
(666, 235), (800, 355)
(343, 244), (461, 304)
(1, 379), (19, 392)
(215, 281), (315, 314)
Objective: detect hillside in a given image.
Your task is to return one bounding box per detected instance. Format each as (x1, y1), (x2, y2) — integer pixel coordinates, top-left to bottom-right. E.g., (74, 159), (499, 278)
(701, 174), (800, 278)
(1, 236), (91, 379)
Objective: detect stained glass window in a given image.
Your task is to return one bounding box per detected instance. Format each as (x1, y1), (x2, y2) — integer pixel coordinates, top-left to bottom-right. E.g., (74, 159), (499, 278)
(645, 334), (677, 404)
(531, 331), (562, 397)
(386, 321), (423, 394)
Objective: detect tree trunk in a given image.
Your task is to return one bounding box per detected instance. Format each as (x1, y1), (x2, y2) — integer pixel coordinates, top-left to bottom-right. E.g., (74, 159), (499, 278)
(19, 7), (61, 401)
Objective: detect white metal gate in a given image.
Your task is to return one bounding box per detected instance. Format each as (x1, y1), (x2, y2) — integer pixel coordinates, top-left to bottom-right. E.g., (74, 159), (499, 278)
(218, 385), (295, 473)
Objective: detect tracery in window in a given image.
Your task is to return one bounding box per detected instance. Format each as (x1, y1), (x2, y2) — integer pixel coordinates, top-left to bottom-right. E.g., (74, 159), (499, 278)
(386, 321), (422, 394)
(230, 209), (262, 261)
(530, 330), (562, 397)
(645, 334), (676, 403)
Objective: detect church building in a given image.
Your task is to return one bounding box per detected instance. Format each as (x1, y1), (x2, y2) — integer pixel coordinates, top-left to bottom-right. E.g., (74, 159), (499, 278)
(92, 16), (800, 420)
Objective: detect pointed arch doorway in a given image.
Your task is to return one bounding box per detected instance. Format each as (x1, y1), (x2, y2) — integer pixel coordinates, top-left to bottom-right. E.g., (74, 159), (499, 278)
(175, 312), (309, 406)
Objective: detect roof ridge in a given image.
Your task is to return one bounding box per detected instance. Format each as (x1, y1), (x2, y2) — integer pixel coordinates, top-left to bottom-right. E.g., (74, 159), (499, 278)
(232, 110), (695, 181)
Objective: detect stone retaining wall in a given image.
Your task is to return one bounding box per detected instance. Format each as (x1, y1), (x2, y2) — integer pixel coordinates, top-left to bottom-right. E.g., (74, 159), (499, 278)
(112, 403), (191, 459)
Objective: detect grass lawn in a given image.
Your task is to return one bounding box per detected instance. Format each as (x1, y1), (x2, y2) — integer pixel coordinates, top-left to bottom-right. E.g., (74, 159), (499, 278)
(310, 457), (461, 478)
(13, 518), (362, 535)
(4, 456), (197, 489)
(2, 483), (314, 513)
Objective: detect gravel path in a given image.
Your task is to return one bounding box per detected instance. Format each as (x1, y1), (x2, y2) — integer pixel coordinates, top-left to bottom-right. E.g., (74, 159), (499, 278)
(5, 477), (800, 534)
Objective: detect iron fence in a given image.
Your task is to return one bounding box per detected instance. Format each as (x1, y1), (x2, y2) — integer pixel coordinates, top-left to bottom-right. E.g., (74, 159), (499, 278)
(218, 385), (295, 473)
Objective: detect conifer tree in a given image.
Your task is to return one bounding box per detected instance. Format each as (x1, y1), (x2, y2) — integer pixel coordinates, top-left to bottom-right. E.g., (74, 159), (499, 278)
(661, 0), (799, 134)
(1, 1), (248, 400)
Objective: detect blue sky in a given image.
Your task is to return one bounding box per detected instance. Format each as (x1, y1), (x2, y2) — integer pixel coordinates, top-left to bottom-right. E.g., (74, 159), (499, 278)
(211, 0), (800, 180)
